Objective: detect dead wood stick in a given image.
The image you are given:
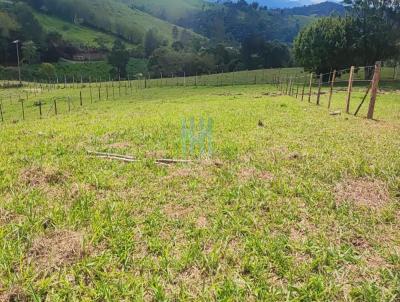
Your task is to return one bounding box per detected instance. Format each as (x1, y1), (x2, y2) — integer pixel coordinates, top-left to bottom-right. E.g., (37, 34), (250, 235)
(87, 150), (136, 160)
(87, 150), (195, 164)
(93, 155), (140, 163)
(156, 159), (194, 164)
(354, 85), (372, 116)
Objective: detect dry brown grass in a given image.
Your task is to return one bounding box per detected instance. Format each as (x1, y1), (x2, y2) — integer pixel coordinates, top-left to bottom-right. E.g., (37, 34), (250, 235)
(238, 167), (274, 182)
(19, 166), (67, 188)
(27, 230), (85, 272)
(334, 178), (390, 208)
(0, 286), (27, 302)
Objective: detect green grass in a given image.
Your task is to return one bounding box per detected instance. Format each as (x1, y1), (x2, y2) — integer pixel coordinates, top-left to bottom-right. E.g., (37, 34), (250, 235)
(32, 0), (205, 44)
(34, 12), (133, 49)
(118, 0), (210, 22)
(0, 72), (399, 300)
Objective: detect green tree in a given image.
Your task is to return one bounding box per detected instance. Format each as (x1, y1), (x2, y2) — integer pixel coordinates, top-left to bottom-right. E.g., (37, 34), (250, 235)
(0, 12), (18, 38)
(39, 62), (56, 80)
(295, 1), (400, 78)
(144, 29), (162, 58)
(293, 17), (356, 75)
(22, 41), (39, 64)
(126, 58), (148, 77)
(172, 26), (179, 41)
(107, 40), (130, 77)
(343, 0), (400, 78)
(93, 36), (108, 52)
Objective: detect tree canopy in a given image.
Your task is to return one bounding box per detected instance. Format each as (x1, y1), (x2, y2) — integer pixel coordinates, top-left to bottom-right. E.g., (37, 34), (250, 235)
(294, 0), (400, 77)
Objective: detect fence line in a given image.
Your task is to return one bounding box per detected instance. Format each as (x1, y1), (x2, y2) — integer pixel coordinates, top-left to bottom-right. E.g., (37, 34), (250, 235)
(0, 62), (395, 124)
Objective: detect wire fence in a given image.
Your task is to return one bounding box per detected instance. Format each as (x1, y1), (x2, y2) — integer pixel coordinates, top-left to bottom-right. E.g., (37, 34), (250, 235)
(0, 62), (396, 124)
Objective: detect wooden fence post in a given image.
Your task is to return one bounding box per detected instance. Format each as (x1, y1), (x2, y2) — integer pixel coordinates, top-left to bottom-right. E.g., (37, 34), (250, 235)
(0, 103), (3, 122)
(367, 62), (381, 120)
(39, 101), (42, 118)
(80, 91), (83, 106)
(54, 99), (57, 115)
(316, 73), (323, 105)
(308, 73), (313, 102)
(21, 99), (25, 120)
(345, 66), (355, 114)
(328, 70), (336, 109)
(301, 81), (306, 101)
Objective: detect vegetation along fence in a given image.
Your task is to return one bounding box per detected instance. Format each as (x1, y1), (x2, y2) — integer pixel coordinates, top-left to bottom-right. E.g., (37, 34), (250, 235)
(0, 62), (396, 124)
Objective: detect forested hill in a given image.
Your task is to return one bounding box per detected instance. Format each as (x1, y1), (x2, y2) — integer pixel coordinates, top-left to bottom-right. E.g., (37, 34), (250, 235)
(18, 0), (203, 44)
(0, 0), (340, 79)
(275, 2), (345, 16)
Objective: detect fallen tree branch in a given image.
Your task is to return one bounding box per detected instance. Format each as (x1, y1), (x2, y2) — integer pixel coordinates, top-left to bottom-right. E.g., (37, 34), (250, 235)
(87, 150), (136, 160)
(87, 150), (195, 165)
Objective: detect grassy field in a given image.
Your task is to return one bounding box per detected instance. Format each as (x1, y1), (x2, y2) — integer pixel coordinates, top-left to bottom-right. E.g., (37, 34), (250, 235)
(0, 76), (399, 301)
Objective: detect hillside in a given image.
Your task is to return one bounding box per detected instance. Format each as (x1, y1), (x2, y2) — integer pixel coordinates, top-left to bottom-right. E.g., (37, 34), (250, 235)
(34, 12), (135, 49)
(120, 0), (211, 23)
(276, 1), (345, 16)
(23, 0), (204, 44)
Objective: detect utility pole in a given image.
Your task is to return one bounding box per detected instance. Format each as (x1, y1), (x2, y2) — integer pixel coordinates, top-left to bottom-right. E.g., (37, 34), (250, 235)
(12, 40), (21, 84)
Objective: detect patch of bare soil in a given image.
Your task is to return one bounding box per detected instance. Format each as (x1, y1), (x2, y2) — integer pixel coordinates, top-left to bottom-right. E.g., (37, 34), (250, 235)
(145, 150), (167, 159)
(164, 165), (213, 181)
(0, 208), (22, 226)
(334, 178), (389, 208)
(27, 230), (85, 272)
(108, 142), (131, 149)
(238, 168), (274, 182)
(164, 204), (194, 220)
(19, 166), (67, 187)
(196, 216), (208, 229)
(287, 152), (303, 160)
(169, 266), (204, 297)
(0, 286), (27, 302)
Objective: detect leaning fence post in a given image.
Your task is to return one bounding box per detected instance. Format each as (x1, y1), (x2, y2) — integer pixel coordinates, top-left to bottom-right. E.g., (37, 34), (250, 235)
(345, 66), (355, 114)
(367, 62), (381, 120)
(328, 70), (336, 109)
(308, 73), (313, 102)
(316, 73), (323, 105)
